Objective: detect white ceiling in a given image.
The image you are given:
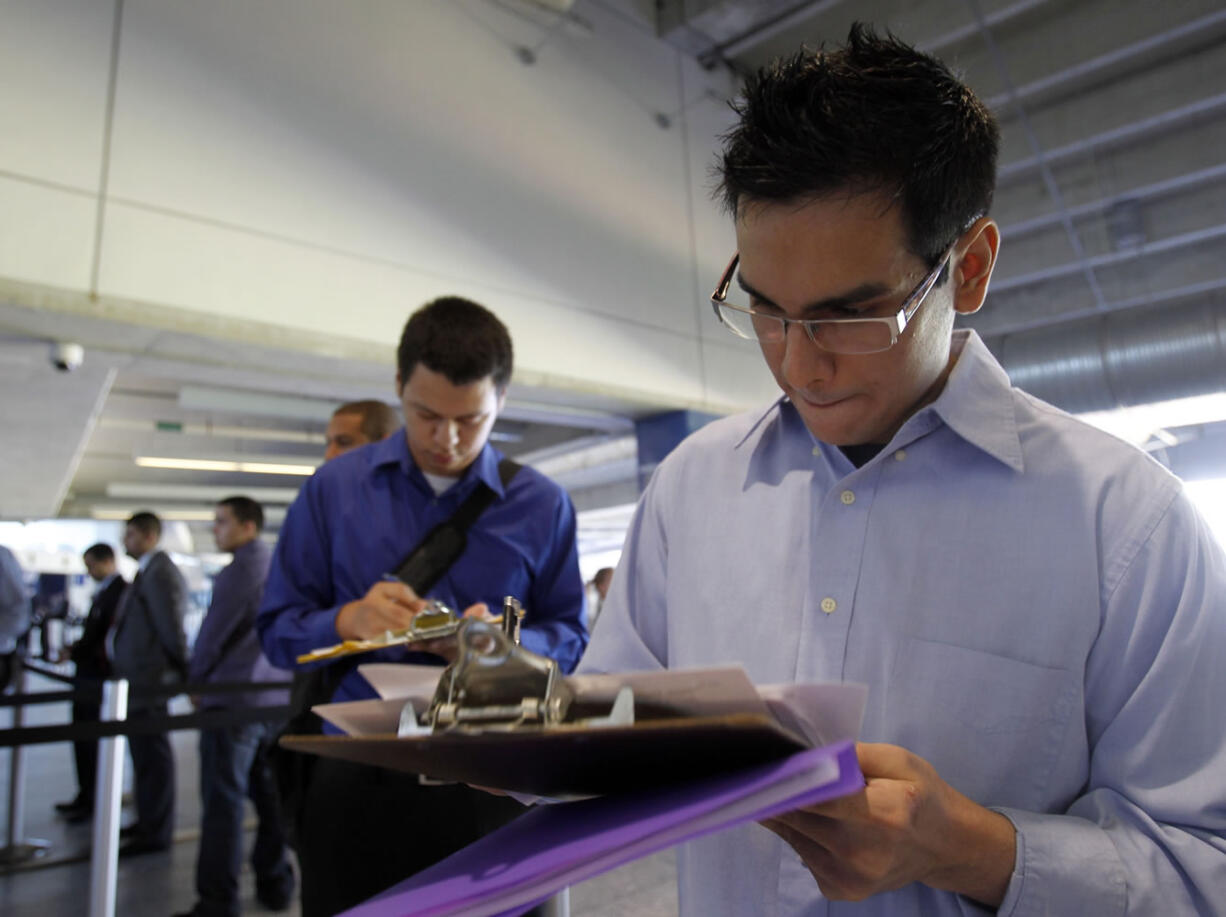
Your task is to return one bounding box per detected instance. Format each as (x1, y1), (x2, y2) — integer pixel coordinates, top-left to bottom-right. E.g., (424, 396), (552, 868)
(1, 0), (1224, 547)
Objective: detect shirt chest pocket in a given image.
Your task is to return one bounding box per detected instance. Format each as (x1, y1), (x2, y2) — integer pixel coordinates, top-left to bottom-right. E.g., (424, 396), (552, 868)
(446, 537), (534, 609)
(886, 638), (1079, 812)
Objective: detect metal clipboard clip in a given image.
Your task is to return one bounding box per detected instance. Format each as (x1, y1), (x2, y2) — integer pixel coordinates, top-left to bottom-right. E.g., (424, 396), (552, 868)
(398, 597), (634, 737)
(296, 598), (469, 664)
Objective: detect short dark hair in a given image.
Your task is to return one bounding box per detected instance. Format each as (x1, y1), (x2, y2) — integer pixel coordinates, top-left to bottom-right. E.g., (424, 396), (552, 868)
(332, 400), (399, 441)
(397, 297), (513, 391)
(126, 511), (161, 538)
(83, 543), (115, 563)
(716, 23), (999, 267)
(217, 496), (264, 532)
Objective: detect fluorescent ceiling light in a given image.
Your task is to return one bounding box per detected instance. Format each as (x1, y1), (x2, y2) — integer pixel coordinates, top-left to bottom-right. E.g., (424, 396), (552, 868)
(106, 483), (302, 503)
(91, 507), (217, 522)
(1076, 392), (1226, 445)
(89, 505), (289, 524)
(135, 456), (317, 475)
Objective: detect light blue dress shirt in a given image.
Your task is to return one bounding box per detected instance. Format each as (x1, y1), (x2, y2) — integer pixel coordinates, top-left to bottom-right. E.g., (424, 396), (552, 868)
(581, 331), (1226, 916)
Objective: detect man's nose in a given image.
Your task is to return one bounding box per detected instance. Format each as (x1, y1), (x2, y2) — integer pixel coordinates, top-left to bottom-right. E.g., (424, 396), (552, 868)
(779, 321), (834, 389)
(434, 421), (459, 447)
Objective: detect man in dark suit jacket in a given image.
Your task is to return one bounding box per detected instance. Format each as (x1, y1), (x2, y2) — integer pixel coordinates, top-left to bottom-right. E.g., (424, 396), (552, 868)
(54, 543), (126, 821)
(109, 511), (190, 855)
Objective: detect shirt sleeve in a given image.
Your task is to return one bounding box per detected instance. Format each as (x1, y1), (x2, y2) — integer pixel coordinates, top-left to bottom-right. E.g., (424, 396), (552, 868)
(578, 469), (671, 675)
(190, 564), (243, 682)
(0, 548), (28, 643)
(516, 490), (589, 674)
(147, 558), (190, 677)
(994, 488), (1226, 916)
(257, 479), (345, 670)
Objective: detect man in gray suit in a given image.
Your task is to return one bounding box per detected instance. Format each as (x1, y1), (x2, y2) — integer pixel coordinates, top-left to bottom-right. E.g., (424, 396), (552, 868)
(108, 511), (190, 856)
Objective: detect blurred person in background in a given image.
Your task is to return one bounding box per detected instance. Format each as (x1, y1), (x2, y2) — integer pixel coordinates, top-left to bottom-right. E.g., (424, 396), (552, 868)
(109, 510), (189, 856)
(324, 398), (399, 461)
(587, 566), (614, 629)
(54, 543), (125, 822)
(176, 496), (294, 917)
(0, 543), (30, 691)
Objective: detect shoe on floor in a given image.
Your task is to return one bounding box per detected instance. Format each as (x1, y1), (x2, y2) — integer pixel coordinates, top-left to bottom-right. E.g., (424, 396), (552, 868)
(256, 864), (295, 910)
(54, 797), (87, 814)
(118, 838), (170, 857)
(65, 806), (93, 824)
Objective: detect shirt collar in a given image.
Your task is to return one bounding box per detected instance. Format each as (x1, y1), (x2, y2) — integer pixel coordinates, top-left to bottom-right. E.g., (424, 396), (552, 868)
(231, 538), (262, 562)
(137, 551), (155, 573)
(371, 430), (509, 497)
(925, 330), (1025, 472)
(734, 330), (1024, 473)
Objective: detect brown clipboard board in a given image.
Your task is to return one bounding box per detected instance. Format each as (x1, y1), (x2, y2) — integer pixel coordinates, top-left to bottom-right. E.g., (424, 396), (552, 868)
(279, 712), (810, 798)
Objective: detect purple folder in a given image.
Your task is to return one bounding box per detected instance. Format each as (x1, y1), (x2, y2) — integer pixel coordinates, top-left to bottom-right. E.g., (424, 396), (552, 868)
(343, 740), (863, 917)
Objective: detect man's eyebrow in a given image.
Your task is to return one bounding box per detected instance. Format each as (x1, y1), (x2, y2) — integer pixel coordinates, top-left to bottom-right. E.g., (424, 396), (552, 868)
(407, 401), (484, 421)
(736, 273), (895, 315)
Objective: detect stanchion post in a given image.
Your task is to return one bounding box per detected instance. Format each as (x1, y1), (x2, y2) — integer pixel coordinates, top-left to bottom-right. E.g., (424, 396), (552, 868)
(540, 887), (571, 917)
(88, 678), (128, 917)
(0, 656), (51, 865)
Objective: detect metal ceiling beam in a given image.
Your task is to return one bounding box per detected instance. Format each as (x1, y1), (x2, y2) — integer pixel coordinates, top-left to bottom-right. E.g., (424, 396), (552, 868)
(984, 8), (1226, 114)
(917, 0), (1054, 54)
(972, 275), (1226, 340)
(991, 222), (1226, 294)
(704, 0), (848, 64)
(998, 91), (1226, 183)
(969, 0), (1107, 311)
(499, 401), (634, 433)
(1002, 161), (1226, 239)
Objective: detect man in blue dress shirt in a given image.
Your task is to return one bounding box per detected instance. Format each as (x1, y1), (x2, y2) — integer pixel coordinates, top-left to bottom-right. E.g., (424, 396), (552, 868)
(582, 24), (1226, 917)
(258, 296), (588, 917)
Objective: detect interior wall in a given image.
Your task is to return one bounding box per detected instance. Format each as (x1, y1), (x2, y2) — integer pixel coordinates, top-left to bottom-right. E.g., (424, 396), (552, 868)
(0, 0), (774, 415)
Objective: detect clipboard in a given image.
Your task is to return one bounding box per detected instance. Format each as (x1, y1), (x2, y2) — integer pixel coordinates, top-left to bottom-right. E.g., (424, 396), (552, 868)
(279, 710), (810, 797)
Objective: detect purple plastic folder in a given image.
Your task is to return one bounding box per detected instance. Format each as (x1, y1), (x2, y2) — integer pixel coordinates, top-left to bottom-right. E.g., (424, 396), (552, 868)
(342, 740), (863, 917)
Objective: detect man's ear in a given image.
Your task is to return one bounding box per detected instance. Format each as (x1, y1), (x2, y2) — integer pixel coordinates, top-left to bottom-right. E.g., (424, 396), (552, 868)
(394, 370), (403, 396)
(952, 217), (1000, 316)
(495, 386), (508, 414)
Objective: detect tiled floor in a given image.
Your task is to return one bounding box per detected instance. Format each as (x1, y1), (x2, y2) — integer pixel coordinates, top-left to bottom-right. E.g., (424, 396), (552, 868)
(0, 672), (677, 916)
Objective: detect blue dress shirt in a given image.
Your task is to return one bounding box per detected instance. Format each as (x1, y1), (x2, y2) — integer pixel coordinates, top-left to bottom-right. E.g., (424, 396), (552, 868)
(258, 431), (588, 707)
(581, 331), (1226, 916)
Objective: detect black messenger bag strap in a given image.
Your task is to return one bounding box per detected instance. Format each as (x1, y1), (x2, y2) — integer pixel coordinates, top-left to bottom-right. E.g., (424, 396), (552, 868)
(389, 458), (522, 593)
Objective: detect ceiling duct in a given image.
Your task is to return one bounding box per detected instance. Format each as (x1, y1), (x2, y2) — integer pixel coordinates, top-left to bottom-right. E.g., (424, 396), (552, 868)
(655, 0), (818, 65)
(992, 296), (1226, 415)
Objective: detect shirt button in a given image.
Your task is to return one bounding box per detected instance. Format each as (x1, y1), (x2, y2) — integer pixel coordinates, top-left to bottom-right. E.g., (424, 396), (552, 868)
(894, 449), (907, 461)
(840, 490), (855, 505)
(820, 597), (837, 614)
(812, 446), (822, 456)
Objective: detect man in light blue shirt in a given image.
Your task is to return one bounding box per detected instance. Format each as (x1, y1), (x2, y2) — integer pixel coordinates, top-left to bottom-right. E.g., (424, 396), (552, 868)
(581, 23), (1226, 916)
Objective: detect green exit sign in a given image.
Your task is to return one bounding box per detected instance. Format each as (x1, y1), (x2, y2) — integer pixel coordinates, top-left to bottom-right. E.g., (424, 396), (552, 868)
(155, 421), (183, 432)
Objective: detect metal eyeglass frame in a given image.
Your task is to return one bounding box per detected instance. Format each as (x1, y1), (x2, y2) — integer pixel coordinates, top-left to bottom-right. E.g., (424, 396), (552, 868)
(709, 247), (954, 354)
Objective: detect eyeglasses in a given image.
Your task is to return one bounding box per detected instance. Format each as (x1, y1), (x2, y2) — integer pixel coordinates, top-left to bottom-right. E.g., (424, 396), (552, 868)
(709, 248), (953, 355)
